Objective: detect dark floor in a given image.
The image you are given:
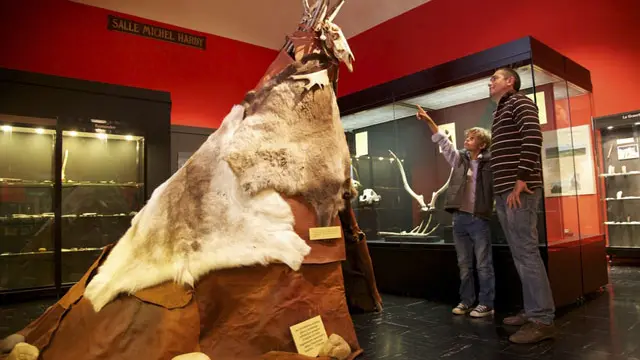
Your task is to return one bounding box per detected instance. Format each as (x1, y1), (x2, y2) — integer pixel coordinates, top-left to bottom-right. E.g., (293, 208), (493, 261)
(1, 266), (639, 359)
(353, 265), (640, 360)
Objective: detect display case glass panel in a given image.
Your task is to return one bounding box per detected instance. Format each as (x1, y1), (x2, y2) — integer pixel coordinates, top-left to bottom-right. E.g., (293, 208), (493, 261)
(0, 117), (57, 291)
(526, 67), (600, 251)
(594, 110), (640, 249)
(533, 69), (588, 249)
(342, 63), (596, 248)
(60, 130), (145, 283)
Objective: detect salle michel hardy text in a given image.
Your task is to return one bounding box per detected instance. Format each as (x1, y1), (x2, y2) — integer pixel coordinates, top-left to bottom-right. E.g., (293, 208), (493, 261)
(109, 16), (205, 49)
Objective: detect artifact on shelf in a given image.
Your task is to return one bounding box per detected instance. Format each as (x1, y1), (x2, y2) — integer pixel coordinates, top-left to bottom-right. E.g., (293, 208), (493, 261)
(358, 188), (381, 205)
(61, 149), (69, 182)
(388, 150), (428, 211)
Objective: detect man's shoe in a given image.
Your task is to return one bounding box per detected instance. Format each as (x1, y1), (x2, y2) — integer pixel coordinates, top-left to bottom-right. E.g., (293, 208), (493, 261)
(470, 305), (494, 318)
(503, 311), (527, 326)
(452, 303), (472, 315)
(508, 321), (557, 344)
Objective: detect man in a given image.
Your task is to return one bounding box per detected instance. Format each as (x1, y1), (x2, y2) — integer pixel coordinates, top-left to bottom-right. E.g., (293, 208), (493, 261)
(488, 67), (556, 344)
(417, 106), (495, 318)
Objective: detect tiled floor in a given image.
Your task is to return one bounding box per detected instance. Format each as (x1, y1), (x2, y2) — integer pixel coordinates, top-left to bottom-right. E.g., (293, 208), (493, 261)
(1, 266), (639, 359)
(352, 265), (640, 360)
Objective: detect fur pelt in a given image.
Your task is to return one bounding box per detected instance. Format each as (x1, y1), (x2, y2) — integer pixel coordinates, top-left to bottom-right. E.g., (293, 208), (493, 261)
(83, 57), (352, 312)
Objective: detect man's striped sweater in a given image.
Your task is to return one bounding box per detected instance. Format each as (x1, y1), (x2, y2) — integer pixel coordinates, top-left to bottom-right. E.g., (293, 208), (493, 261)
(490, 91), (543, 195)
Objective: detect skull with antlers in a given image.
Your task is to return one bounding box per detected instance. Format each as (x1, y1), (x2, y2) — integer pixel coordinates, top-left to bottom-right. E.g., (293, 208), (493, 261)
(300, 0), (355, 71)
(254, 0), (354, 91)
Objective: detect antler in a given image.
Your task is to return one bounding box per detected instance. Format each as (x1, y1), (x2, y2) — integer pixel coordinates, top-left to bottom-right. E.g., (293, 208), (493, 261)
(326, 0), (345, 22)
(285, 0), (328, 53)
(299, 0), (328, 31)
(389, 150), (428, 211)
(302, 0), (310, 15)
(313, 1), (329, 31)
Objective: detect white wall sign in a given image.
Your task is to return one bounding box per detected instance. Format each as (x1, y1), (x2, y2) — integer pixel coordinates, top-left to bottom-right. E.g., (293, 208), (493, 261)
(541, 124), (596, 197)
(355, 131), (368, 157)
(526, 91), (548, 125)
(438, 122), (456, 153)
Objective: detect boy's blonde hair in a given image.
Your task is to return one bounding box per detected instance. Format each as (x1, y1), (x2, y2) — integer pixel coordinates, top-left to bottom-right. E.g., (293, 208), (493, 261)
(464, 127), (492, 148)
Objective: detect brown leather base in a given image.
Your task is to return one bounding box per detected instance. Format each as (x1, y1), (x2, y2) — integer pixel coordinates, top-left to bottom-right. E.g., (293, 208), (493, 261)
(2, 196), (367, 360)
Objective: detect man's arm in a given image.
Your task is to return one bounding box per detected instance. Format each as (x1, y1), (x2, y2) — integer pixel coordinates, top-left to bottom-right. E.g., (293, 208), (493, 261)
(513, 95), (543, 181)
(432, 131), (460, 168)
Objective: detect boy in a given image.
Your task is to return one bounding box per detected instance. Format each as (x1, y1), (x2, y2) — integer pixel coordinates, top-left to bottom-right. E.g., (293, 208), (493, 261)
(416, 105), (495, 318)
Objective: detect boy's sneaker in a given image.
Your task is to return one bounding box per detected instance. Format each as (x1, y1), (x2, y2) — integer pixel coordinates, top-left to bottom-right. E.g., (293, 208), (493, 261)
(452, 303), (472, 315)
(470, 305), (494, 318)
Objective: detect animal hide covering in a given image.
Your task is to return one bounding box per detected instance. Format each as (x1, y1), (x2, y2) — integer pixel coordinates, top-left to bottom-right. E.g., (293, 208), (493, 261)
(84, 57), (352, 312)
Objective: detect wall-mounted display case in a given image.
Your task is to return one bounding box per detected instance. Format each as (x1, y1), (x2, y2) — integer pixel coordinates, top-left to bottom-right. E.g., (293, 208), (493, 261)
(0, 68), (171, 302)
(339, 36), (608, 310)
(170, 124), (216, 174)
(593, 110), (640, 259)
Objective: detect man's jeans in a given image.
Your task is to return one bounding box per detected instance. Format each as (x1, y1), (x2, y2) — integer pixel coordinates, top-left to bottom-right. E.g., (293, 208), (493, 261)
(452, 211), (495, 308)
(495, 187), (555, 325)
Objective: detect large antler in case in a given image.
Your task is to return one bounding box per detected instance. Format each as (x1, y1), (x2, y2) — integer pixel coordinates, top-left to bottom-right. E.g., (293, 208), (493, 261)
(377, 150), (454, 241)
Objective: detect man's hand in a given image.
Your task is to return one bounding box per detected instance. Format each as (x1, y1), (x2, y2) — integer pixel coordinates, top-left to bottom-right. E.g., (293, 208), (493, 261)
(507, 180), (534, 209)
(416, 105), (438, 134)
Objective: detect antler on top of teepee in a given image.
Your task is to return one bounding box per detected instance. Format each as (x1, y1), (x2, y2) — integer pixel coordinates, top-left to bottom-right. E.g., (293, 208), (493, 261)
(285, 0), (353, 69)
(253, 0), (353, 91)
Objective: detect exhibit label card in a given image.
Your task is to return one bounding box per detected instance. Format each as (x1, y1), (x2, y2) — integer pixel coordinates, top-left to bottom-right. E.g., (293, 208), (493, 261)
(309, 226), (342, 241)
(290, 315), (329, 357)
(616, 137), (636, 145)
(355, 131), (368, 157)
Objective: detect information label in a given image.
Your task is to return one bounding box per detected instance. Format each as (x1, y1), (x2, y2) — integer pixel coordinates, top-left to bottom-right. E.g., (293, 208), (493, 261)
(309, 226), (341, 241)
(290, 315), (329, 357)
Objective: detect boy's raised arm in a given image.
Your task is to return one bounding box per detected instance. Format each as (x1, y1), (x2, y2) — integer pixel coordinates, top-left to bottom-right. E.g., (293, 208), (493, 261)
(416, 105), (460, 167)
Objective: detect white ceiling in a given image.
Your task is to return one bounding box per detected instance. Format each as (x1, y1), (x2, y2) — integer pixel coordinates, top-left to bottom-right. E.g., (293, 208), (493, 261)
(71, 0), (432, 50)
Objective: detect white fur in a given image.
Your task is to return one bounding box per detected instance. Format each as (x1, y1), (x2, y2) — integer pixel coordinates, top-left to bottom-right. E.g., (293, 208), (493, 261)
(84, 105), (313, 312)
(84, 56), (352, 313)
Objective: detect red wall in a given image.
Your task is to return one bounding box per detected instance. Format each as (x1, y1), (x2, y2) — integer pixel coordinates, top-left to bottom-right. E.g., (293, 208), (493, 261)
(339, 0), (640, 118)
(0, 0), (277, 128)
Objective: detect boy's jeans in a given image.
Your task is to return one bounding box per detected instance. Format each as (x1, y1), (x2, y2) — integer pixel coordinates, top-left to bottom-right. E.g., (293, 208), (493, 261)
(452, 211), (495, 308)
(495, 188), (555, 325)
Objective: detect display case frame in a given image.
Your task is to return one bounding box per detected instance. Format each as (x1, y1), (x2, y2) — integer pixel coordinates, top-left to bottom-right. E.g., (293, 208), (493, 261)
(594, 109), (640, 259)
(0, 68), (171, 303)
(170, 124), (216, 174)
(338, 36), (608, 310)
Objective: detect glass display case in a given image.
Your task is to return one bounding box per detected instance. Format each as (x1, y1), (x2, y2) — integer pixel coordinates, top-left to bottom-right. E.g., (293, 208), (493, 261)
(0, 115), (146, 291)
(59, 130), (145, 283)
(593, 109), (640, 258)
(0, 67), (171, 302)
(0, 118), (57, 291)
(344, 65), (599, 248)
(338, 36), (608, 309)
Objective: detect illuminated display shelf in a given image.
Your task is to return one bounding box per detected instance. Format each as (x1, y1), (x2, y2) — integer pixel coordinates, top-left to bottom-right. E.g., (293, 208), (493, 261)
(594, 110), (640, 255)
(0, 66), (171, 300)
